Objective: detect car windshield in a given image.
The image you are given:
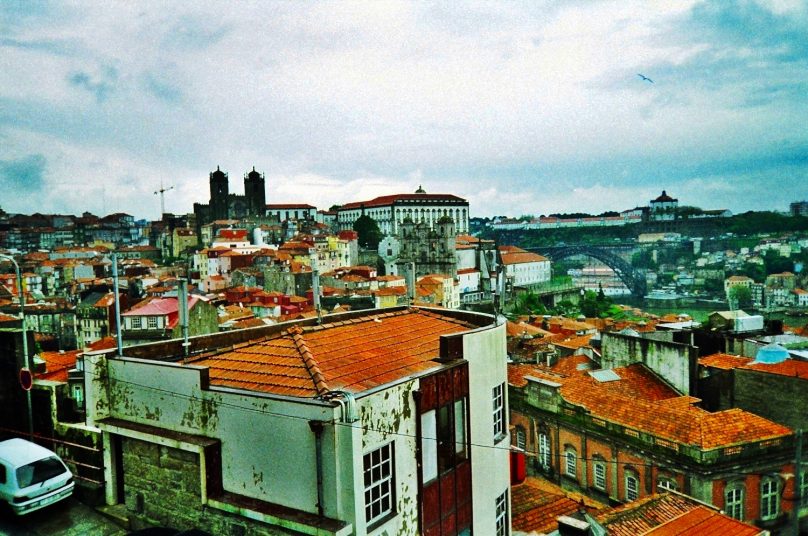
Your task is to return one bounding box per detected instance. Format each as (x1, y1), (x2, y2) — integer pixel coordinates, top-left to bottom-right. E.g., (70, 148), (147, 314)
(15, 456), (67, 488)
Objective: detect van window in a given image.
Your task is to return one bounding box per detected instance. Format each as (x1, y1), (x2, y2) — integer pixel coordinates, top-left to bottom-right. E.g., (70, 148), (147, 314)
(0, 463), (5, 484)
(16, 456), (66, 488)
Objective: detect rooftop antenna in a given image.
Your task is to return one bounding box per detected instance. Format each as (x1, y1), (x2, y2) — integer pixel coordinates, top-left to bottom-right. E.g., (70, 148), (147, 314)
(154, 179), (175, 218)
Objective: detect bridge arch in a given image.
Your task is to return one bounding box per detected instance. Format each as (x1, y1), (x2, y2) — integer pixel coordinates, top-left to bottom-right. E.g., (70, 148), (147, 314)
(531, 245), (647, 297)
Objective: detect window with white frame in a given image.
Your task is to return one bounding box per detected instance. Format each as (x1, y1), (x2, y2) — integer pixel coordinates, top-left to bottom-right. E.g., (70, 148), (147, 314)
(538, 432), (550, 469)
(625, 471), (639, 502)
(725, 483), (744, 521)
(801, 469), (808, 507)
(363, 442), (395, 525)
(760, 477), (779, 521)
(593, 461), (606, 491)
(564, 447), (577, 477)
(515, 426), (526, 451)
(131, 317), (142, 329)
(492, 383), (505, 440)
(495, 489), (508, 536)
(147, 316), (158, 329)
(657, 476), (677, 492)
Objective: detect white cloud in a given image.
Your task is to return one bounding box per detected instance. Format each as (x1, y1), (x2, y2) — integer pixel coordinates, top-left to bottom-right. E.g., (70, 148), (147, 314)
(0, 1), (805, 218)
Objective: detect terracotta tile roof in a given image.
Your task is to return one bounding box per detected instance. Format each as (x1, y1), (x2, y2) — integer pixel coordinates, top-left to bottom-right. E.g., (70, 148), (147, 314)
(186, 309), (476, 397)
(38, 350), (80, 382)
(266, 203), (316, 210)
(598, 493), (699, 535)
(511, 477), (604, 534)
(644, 505), (763, 535)
(700, 352), (808, 378)
(340, 193), (467, 210)
(550, 354), (595, 376)
(506, 321), (551, 338)
(554, 334), (594, 350)
(499, 249), (550, 265)
(509, 363), (792, 449)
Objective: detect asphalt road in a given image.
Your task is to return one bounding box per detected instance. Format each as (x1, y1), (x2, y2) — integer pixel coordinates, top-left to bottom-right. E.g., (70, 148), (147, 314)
(0, 497), (126, 536)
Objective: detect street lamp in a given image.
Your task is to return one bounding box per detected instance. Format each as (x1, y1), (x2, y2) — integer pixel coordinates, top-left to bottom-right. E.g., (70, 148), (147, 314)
(0, 254), (33, 439)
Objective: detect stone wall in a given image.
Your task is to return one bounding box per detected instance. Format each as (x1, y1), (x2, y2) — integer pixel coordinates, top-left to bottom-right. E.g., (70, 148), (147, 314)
(601, 332), (698, 395)
(734, 370), (808, 430)
(122, 437), (299, 535)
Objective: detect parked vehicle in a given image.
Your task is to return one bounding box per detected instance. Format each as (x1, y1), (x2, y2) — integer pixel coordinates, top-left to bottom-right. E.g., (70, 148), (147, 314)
(0, 438), (74, 515)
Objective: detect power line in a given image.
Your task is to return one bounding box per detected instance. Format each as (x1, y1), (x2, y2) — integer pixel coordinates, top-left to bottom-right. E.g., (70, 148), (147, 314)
(68, 364), (797, 473)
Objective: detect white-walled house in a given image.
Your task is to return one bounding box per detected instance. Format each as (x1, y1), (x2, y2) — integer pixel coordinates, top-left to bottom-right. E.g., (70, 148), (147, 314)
(499, 246), (551, 289)
(84, 307), (509, 535)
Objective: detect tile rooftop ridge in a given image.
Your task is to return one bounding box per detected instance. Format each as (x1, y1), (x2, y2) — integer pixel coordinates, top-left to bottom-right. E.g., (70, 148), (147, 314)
(287, 325), (330, 396)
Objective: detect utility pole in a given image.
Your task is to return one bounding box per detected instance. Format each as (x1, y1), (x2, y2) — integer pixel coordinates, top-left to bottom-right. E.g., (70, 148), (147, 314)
(0, 254), (32, 438)
(154, 180), (175, 218)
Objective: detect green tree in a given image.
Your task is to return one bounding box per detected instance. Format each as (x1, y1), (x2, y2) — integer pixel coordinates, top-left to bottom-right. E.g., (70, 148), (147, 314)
(728, 285), (753, 309)
(353, 215), (383, 249)
(631, 250), (656, 269)
(763, 249), (793, 275)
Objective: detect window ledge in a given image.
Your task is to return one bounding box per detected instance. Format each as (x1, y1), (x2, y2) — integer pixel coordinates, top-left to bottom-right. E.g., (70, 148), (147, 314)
(207, 492), (352, 536)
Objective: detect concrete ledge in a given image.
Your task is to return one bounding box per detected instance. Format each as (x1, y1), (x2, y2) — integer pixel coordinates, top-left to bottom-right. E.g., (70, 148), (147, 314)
(208, 492), (352, 536)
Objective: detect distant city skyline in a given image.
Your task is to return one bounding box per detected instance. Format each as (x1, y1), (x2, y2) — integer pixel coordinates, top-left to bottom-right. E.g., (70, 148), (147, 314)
(1, 2), (806, 220)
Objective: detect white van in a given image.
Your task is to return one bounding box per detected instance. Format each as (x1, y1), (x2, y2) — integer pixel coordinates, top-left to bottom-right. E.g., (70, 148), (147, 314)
(0, 438), (74, 515)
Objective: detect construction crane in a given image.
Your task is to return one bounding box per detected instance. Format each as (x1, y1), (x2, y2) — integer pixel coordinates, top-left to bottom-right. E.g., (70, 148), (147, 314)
(154, 181), (175, 217)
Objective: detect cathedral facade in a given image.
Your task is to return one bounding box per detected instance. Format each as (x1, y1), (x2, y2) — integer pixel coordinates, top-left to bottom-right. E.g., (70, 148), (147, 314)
(193, 166), (266, 226)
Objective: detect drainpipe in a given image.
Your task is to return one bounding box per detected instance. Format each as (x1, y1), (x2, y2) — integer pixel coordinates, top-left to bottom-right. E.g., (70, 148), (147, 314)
(309, 421), (325, 517)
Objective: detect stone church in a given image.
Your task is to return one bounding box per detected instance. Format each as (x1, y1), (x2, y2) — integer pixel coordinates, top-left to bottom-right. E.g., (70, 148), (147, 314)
(193, 166), (266, 226)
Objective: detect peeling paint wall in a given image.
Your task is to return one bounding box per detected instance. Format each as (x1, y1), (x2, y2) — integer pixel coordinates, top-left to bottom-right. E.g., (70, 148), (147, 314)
(355, 380), (419, 536)
(86, 355), (337, 517)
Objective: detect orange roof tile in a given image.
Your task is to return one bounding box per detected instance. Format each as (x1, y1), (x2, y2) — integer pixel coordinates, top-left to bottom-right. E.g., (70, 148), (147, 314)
(38, 350), (80, 382)
(700, 352), (808, 379)
(644, 505), (762, 535)
(509, 363), (792, 449)
(187, 309), (476, 397)
(598, 493), (700, 536)
(554, 334), (594, 350)
(511, 477), (604, 534)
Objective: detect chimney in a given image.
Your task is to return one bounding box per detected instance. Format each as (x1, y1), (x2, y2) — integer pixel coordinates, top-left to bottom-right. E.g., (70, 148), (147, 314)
(557, 515), (590, 536)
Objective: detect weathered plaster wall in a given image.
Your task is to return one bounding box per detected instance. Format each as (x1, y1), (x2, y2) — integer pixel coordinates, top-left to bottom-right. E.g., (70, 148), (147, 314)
(601, 332), (696, 395)
(122, 436), (299, 535)
(355, 380), (419, 536)
(89, 355), (336, 515)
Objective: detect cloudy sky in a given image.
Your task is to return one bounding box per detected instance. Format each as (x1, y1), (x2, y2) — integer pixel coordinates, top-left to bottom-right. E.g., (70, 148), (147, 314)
(1, 1), (806, 220)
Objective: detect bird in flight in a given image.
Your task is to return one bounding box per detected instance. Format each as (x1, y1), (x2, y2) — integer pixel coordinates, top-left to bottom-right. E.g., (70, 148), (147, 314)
(637, 73), (654, 83)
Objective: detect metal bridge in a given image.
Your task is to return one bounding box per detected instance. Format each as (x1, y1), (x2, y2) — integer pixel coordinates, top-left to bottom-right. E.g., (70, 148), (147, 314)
(530, 245), (647, 297)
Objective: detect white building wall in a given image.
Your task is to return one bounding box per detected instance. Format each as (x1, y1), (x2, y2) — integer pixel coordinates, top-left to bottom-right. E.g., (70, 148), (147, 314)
(85, 354), (341, 519)
(353, 380), (420, 535)
(463, 321), (510, 535)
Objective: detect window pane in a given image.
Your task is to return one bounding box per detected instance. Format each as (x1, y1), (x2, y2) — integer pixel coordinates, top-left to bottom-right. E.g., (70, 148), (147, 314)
(363, 443), (395, 525)
(538, 433), (550, 469)
(594, 463), (606, 490)
(437, 404), (452, 473)
(455, 398), (467, 458)
(421, 411), (437, 484)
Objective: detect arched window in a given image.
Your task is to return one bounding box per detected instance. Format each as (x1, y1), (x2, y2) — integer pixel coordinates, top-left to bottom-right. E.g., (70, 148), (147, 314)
(538, 432), (550, 469)
(625, 469), (639, 502)
(564, 446), (577, 478)
(724, 481), (745, 521)
(760, 476), (780, 521)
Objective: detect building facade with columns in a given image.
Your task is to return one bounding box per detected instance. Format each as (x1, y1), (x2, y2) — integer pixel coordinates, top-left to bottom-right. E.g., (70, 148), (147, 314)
(336, 188), (469, 237)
